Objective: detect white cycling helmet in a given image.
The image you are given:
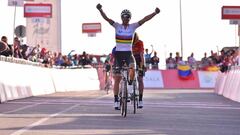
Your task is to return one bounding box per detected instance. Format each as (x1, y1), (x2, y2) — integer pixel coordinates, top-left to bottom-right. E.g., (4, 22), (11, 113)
(121, 9), (131, 18)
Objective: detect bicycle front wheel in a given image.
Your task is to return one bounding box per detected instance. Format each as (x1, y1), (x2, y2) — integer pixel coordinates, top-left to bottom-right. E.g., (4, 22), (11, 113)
(121, 80), (128, 117)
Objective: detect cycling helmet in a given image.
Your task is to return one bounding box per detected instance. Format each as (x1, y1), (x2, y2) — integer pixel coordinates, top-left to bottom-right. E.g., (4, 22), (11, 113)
(121, 9), (131, 19)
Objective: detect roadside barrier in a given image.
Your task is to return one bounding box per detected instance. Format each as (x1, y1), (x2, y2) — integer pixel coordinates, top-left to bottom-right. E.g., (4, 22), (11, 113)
(215, 66), (240, 102)
(97, 69), (218, 89)
(0, 61), (100, 103)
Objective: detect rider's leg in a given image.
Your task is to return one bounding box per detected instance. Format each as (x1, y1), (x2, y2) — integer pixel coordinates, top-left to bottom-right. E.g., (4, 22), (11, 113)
(138, 70), (144, 108)
(113, 74), (121, 110)
(129, 66), (135, 84)
(113, 75), (121, 101)
(128, 55), (136, 85)
(138, 76), (144, 101)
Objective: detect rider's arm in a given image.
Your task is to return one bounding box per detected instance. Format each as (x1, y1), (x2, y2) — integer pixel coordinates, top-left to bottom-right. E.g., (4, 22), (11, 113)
(138, 7), (160, 26)
(96, 4), (115, 25)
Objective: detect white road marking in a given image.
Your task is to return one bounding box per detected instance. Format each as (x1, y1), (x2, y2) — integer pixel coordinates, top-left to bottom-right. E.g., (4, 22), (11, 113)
(9, 94), (109, 135)
(0, 102), (45, 116)
(10, 104), (79, 135)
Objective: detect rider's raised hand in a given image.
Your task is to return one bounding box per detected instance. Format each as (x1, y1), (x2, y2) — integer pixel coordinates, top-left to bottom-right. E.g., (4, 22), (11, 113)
(96, 3), (102, 11)
(155, 7), (160, 14)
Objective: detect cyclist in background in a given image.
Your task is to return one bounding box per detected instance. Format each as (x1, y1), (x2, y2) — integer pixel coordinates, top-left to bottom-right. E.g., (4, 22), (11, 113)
(97, 3), (160, 110)
(103, 59), (112, 93)
(132, 33), (145, 108)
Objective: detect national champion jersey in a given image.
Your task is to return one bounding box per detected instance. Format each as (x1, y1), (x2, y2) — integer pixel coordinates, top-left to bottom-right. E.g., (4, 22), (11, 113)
(132, 40), (144, 54)
(112, 22), (140, 51)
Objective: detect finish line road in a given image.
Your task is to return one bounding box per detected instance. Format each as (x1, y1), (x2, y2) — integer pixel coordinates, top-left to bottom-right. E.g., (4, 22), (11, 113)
(0, 89), (240, 135)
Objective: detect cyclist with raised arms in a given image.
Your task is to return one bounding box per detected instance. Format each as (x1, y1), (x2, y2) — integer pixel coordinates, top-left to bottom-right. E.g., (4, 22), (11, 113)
(97, 3), (160, 110)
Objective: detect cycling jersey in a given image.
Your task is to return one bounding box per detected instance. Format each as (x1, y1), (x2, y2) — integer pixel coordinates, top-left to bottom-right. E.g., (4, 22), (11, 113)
(132, 40), (144, 65)
(112, 22), (140, 51)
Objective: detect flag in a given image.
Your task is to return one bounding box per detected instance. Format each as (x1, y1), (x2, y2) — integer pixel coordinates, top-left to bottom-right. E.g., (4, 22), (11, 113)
(203, 65), (220, 71)
(177, 64), (194, 80)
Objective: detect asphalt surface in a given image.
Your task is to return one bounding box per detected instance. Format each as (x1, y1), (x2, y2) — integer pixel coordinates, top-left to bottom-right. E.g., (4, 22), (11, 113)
(0, 89), (240, 135)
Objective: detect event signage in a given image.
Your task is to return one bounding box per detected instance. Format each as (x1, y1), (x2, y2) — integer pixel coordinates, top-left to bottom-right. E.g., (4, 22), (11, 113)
(8, 0), (24, 7)
(198, 71), (218, 88)
(143, 70), (164, 88)
(222, 6), (240, 19)
(82, 23), (101, 33)
(24, 3), (52, 18)
(229, 19), (240, 25)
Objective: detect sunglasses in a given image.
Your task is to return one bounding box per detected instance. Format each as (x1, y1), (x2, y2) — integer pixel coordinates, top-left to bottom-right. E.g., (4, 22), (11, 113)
(122, 15), (131, 19)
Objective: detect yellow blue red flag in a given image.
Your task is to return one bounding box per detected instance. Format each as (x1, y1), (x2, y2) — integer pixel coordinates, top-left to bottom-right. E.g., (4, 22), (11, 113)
(177, 65), (194, 80)
(204, 66), (220, 71)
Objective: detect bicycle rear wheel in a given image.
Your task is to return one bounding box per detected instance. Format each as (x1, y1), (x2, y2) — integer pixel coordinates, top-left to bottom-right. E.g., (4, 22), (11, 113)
(133, 80), (138, 114)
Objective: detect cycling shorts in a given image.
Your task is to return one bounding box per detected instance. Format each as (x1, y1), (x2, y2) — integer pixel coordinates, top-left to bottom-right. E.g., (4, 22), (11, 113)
(112, 51), (136, 75)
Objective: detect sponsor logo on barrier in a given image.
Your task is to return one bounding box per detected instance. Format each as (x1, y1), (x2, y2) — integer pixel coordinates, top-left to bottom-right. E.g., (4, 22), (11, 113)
(198, 71), (218, 88)
(143, 70), (164, 88)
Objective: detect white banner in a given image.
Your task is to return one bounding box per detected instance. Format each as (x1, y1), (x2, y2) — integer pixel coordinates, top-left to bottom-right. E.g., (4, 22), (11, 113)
(198, 71), (218, 88)
(143, 70), (164, 88)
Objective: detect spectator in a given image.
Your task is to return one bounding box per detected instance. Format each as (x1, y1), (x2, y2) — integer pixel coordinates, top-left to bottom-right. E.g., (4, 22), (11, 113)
(79, 51), (91, 67)
(61, 55), (72, 68)
(233, 49), (240, 66)
(151, 51), (159, 69)
(220, 55), (232, 73)
(209, 50), (218, 64)
(200, 52), (209, 69)
(71, 54), (79, 66)
(20, 44), (29, 59)
(166, 52), (175, 69)
(175, 52), (181, 64)
(144, 47), (153, 69)
(187, 52), (196, 69)
(55, 52), (64, 66)
(13, 37), (23, 58)
(0, 36), (12, 57)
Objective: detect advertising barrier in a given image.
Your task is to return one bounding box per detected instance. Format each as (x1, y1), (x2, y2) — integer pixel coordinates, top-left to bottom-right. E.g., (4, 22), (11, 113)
(0, 61), (100, 103)
(198, 71), (218, 88)
(143, 70), (164, 88)
(1, 59), (229, 103)
(215, 67), (240, 102)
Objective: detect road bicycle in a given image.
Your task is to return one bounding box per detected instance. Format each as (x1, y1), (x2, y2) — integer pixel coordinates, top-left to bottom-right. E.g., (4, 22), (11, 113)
(104, 71), (112, 94)
(118, 61), (139, 117)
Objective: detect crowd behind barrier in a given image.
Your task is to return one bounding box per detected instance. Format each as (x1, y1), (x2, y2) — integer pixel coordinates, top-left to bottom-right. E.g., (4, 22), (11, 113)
(1, 36), (240, 71)
(215, 66), (240, 102)
(0, 36), (110, 69)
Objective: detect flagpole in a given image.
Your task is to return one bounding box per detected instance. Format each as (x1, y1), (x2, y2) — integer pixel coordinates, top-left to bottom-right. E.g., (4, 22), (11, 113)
(179, 0), (184, 58)
(12, 1), (17, 57)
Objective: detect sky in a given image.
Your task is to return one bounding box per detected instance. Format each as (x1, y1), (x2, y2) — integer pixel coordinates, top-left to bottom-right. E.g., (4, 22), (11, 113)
(1, 0), (240, 68)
